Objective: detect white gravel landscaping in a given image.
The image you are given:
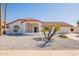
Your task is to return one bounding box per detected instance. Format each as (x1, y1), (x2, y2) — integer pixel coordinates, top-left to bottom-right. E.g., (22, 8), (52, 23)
(0, 34), (79, 50)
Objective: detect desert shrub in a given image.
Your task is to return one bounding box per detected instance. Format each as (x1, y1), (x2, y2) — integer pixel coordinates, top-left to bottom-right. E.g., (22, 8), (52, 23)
(58, 34), (68, 38)
(76, 35), (79, 37)
(75, 32), (79, 34)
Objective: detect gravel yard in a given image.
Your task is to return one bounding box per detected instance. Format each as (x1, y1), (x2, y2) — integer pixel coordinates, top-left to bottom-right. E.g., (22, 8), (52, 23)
(0, 35), (79, 50)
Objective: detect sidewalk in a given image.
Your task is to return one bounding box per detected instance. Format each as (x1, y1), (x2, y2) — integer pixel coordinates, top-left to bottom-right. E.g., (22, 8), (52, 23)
(0, 50), (79, 56)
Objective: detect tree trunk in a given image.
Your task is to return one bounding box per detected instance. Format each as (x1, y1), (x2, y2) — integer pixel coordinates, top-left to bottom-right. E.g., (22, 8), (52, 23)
(48, 26), (52, 38)
(43, 27), (47, 39)
(48, 28), (57, 39)
(41, 28), (57, 47)
(41, 39), (50, 47)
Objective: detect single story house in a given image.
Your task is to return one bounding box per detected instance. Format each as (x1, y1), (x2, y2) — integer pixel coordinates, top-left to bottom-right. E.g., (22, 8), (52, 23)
(6, 18), (74, 35)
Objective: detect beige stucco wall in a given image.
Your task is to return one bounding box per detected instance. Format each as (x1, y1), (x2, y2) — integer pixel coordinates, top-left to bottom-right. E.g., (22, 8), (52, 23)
(6, 21), (23, 34)
(25, 23), (39, 32)
(23, 22), (41, 33)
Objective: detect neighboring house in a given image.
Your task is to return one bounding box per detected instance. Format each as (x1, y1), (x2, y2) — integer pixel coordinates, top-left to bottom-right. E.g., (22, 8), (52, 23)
(6, 18), (74, 35)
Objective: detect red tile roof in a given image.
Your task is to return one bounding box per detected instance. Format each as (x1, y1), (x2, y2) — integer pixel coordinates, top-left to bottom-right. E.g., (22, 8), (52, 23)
(7, 18), (42, 25)
(42, 22), (73, 27)
(21, 18), (42, 23)
(7, 18), (73, 27)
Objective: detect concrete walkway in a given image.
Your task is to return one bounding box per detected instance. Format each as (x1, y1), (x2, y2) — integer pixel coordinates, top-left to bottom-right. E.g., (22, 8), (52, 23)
(66, 33), (79, 41)
(0, 50), (79, 56)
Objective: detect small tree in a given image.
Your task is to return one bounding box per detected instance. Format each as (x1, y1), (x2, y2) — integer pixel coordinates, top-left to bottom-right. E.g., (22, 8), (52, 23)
(41, 24), (60, 47)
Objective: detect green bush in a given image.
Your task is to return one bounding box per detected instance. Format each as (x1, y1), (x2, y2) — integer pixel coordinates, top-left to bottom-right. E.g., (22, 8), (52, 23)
(58, 34), (68, 38)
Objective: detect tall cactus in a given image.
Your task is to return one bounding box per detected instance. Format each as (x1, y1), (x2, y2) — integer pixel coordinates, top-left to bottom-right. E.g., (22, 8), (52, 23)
(0, 3), (2, 35)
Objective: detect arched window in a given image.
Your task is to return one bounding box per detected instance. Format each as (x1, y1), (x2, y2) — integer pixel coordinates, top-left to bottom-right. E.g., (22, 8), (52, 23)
(13, 25), (20, 32)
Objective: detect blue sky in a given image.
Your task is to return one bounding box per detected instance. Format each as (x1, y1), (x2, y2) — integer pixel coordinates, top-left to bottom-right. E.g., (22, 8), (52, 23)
(2, 3), (79, 26)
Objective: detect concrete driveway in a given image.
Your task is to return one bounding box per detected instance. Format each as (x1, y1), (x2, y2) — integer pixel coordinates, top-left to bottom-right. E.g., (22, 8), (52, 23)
(66, 33), (79, 41)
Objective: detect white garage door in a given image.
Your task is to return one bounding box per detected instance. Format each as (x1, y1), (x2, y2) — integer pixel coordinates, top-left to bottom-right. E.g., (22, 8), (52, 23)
(58, 28), (69, 34)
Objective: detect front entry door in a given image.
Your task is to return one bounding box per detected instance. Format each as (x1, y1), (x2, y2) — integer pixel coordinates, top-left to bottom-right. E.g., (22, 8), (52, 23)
(34, 27), (38, 33)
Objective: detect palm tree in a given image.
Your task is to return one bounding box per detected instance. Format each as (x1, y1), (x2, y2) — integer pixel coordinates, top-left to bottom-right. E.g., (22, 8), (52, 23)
(0, 3), (2, 35)
(77, 20), (79, 27)
(3, 3), (8, 34)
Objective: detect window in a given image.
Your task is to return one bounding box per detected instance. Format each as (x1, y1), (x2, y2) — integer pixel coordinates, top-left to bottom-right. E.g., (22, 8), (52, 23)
(6, 25), (9, 28)
(13, 25), (20, 32)
(14, 25), (20, 29)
